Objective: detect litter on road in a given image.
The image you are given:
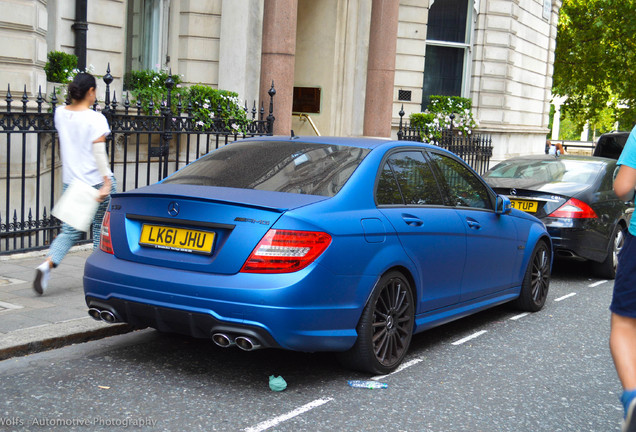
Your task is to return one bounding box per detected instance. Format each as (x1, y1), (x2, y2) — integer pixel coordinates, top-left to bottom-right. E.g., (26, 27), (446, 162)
(268, 375), (287, 392)
(347, 380), (388, 389)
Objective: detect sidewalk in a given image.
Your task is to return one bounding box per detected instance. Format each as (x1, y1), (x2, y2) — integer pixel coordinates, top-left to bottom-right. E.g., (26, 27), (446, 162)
(0, 248), (133, 360)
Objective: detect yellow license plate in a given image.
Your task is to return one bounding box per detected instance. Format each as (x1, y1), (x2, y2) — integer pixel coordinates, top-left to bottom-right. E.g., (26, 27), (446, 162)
(510, 199), (538, 213)
(139, 224), (215, 254)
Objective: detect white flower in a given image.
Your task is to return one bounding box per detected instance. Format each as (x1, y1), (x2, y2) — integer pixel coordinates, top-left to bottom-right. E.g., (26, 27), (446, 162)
(202, 103), (209, 109)
(209, 112), (214, 118)
(231, 123), (239, 130)
(196, 120), (204, 126)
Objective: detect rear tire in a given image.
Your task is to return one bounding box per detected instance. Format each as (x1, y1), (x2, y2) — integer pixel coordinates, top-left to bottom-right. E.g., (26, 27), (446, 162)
(593, 224), (625, 280)
(514, 241), (551, 312)
(337, 271), (415, 374)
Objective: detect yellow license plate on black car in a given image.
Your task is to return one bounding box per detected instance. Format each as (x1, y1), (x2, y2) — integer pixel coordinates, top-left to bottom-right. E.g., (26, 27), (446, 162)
(139, 224), (215, 254)
(510, 199), (538, 213)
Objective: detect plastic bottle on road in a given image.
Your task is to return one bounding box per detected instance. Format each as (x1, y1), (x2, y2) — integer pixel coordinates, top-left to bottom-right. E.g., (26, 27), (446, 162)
(347, 380), (388, 389)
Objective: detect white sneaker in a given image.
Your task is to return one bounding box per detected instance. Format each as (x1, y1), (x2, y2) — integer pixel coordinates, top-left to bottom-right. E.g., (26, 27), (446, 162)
(33, 262), (51, 295)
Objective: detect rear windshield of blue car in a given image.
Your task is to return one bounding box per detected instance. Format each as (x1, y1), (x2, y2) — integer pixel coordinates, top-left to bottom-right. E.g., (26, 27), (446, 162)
(162, 140), (371, 197)
(484, 158), (605, 185)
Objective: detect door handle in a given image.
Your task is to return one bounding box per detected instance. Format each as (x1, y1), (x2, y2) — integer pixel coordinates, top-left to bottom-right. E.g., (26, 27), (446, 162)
(402, 214), (423, 227)
(466, 218), (481, 230)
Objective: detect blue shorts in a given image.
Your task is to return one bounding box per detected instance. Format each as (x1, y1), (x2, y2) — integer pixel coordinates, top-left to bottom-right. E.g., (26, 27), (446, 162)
(611, 231), (636, 318)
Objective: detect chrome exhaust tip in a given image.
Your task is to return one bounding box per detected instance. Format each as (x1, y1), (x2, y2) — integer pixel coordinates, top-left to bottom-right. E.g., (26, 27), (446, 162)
(100, 310), (118, 323)
(212, 333), (233, 348)
(235, 336), (261, 352)
(88, 308), (102, 321)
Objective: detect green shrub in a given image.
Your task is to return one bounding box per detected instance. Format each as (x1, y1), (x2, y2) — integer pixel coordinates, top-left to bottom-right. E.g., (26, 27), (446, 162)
(427, 95), (473, 113)
(124, 69), (248, 133)
(123, 69), (185, 114)
(188, 85), (248, 132)
(409, 95), (479, 143)
(44, 51), (78, 83)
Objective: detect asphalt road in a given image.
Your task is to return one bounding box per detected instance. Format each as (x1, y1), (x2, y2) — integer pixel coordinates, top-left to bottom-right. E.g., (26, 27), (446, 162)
(0, 261), (623, 432)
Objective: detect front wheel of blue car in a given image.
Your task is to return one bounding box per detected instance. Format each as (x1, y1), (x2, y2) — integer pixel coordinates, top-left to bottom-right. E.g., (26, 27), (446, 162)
(337, 271), (415, 374)
(514, 241), (551, 312)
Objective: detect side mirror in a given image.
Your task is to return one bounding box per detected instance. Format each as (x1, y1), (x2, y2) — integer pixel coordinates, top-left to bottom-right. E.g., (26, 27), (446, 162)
(496, 195), (512, 215)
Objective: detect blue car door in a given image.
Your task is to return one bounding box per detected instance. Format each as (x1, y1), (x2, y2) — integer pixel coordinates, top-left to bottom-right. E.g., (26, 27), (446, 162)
(376, 150), (466, 311)
(427, 151), (519, 301)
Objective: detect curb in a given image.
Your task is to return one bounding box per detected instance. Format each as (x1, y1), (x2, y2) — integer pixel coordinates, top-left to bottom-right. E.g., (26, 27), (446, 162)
(0, 317), (137, 361)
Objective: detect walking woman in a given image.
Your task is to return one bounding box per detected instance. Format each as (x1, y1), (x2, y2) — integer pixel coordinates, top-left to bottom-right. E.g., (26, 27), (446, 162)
(33, 72), (116, 295)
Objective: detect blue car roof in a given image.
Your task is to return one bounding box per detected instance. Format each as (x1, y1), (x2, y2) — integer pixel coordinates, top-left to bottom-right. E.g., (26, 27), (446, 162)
(241, 135), (444, 152)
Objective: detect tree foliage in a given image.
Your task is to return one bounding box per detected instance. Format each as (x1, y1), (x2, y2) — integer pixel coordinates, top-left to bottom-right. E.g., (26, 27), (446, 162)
(553, 0), (636, 130)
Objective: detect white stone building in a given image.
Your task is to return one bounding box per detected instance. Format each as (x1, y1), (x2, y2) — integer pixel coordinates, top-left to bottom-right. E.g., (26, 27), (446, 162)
(0, 0), (561, 162)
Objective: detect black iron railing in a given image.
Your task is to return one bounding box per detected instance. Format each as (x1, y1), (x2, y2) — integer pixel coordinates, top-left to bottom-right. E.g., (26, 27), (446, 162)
(396, 105), (493, 175)
(0, 66), (275, 255)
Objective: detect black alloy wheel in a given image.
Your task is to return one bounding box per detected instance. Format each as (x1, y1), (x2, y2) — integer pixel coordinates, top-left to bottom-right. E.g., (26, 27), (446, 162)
(372, 276), (414, 367)
(594, 224), (625, 279)
(515, 241), (551, 312)
(337, 271), (415, 374)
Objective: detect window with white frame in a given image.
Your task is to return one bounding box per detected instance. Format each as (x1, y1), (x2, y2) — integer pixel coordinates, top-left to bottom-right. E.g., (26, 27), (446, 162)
(422, 0), (474, 110)
(125, 0), (170, 75)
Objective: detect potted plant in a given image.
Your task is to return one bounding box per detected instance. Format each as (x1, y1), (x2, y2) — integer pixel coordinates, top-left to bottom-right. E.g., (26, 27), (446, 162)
(44, 51), (78, 102)
(410, 96), (479, 144)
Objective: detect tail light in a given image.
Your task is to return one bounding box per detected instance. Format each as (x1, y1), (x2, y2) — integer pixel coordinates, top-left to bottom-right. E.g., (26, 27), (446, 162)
(548, 198), (598, 219)
(99, 211), (114, 254)
(241, 229), (331, 273)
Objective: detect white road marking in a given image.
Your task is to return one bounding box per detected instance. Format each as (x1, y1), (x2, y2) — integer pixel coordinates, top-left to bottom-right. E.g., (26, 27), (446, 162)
(451, 330), (488, 346)
(371, 358), (423, 381)
(244, 398), (334, 432)
(554, 292), (577, 302)
(509, 312), (530, 321)
(589, 280), (608, 288)
(0, 300), (23, 310)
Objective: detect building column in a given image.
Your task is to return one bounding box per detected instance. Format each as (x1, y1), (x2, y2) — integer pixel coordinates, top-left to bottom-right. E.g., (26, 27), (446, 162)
(259, 0), (298, 136)
(363, 0), (399, 137)
(219, 0), (263, 103)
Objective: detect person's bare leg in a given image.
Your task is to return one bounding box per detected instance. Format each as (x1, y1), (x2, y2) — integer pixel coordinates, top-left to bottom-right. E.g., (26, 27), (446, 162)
(611, 313), (636, 390)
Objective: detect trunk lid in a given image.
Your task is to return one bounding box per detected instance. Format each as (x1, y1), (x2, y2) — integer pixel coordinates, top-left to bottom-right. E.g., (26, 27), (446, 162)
(490, 182), (592, 219)
(107, 183), (328, 274)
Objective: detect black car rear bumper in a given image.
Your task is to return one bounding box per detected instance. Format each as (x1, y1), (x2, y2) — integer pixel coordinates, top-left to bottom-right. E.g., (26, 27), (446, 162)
(544, 218), (608, 262)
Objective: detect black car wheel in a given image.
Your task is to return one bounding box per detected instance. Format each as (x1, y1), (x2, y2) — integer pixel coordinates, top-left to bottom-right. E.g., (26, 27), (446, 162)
(594, 224), (625, 280)
(337, 271), (414, 374)
(514, 241), (551, 312)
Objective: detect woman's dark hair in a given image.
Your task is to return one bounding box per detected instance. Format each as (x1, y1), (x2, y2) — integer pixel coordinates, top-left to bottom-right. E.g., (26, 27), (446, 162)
(67, 72), (97, 101)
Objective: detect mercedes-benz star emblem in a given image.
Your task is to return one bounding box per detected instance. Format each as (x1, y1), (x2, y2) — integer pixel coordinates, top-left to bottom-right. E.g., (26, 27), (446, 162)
(168, 202), (180, 217)
(510, 188), (517, 196)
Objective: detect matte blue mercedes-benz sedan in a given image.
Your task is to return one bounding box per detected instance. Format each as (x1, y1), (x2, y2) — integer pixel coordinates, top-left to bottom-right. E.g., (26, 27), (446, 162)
(84, 136), (552, 373)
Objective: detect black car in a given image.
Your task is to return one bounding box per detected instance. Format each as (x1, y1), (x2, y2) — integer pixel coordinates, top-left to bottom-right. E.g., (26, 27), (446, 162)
(484, 155), (633, 278)
(593, 131), (630, 159)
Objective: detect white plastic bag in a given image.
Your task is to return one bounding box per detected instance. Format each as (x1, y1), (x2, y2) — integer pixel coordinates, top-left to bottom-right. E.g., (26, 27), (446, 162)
(51, 180), (99, 232)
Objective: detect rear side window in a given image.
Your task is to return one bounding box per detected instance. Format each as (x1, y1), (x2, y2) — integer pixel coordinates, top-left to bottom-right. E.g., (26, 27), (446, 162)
(428, 152), (493, 209)
(163, 141), (370, 197)
(376, 151), (444, 206)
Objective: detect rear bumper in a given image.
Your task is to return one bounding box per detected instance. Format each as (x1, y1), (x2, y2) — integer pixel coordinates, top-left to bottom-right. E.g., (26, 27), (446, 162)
(83, 250), (373, 352)
(545, 219), (607, 262)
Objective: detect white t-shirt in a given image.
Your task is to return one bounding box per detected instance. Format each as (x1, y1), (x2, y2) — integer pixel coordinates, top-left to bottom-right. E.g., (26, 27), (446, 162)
(54, 107), (113, 186)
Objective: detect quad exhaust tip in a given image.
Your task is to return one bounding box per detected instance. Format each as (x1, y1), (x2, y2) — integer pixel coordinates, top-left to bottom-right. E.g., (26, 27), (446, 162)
(212, 333), (233, 348)
(87, 307), (121, 324)
(235, 336), (261, 352)
(88, 308), (102, 321)
(211, 333), (262, 351)
(100, 310), (117, 323)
